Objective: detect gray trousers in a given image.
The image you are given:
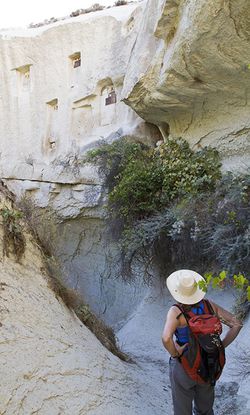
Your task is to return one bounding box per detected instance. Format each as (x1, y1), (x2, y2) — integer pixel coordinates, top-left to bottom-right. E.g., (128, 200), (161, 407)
(169, 357), (214, 415)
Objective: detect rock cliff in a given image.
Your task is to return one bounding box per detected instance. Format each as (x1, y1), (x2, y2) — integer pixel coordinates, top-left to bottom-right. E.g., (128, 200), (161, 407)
(122, 0), (250, 171)
(0, 1), (249, 414)
(0, 188), (170, 414)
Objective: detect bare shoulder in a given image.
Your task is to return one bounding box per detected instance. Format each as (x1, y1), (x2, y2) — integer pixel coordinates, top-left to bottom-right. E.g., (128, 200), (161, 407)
(168, 305), (182, 316)
(206, 299), (218, 313)
(207, 299), (243, 327)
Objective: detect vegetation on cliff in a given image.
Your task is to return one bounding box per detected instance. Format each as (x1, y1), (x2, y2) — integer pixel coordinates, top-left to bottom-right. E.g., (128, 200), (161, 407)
(87, 137), (250, 311)
(28, 1), (130, 28)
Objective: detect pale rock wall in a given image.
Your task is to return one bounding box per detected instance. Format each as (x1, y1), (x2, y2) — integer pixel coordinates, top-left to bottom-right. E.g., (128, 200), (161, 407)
(0, 1), (162, 220)
(0, 2), (160, 331)
(0, 189), (249, 414)
(0, 2), (249, 413)
(0, 2), (154, 183)
(0, 190), (171, 415)
(54, 217), (149, 327)
(122, 0), (250, 171)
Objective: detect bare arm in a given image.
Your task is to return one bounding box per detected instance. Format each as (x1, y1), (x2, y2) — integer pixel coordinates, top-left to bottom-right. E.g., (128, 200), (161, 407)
(162, 307), (188, 357)
(209, 300), (243, 348)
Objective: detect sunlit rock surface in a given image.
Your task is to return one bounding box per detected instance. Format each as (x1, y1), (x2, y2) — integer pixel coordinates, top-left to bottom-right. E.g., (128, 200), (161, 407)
(122, 0), (250, 170)
(0, 189), (170, 415)
(0, 1), (249, 413)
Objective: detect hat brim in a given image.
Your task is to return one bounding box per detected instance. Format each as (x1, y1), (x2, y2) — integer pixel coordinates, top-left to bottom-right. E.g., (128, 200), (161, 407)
(166, 269), (206, 305)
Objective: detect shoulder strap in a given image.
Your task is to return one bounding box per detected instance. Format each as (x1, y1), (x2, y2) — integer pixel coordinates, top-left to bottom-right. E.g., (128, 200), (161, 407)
(203, 299), (215, 315)
(173, 304), (190, 321)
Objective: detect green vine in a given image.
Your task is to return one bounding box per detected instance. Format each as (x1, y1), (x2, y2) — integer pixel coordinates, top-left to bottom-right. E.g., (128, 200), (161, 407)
(197, 270), (250, 300)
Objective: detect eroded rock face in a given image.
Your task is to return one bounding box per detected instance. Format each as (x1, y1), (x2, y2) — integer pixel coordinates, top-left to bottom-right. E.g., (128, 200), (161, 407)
(0, 191), (170, 415)
(0, 2), (250, 413)
(54, 217), (149, 328)
(0, 2), (155, 185)
(122, 0), (250, 170)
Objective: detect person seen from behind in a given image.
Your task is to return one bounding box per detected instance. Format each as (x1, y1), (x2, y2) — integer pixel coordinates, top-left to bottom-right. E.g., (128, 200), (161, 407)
(162, 269), (243, 415)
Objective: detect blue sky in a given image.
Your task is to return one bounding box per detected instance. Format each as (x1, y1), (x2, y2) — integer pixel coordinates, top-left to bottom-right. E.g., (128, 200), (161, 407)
(0, 0), (116, 28)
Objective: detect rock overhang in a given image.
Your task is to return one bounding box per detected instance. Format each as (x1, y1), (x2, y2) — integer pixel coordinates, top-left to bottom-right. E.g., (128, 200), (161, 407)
(122, 0), (250, 122)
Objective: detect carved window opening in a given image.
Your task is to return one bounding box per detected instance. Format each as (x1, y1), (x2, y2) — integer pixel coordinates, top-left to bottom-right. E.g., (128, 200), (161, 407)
(105, 88), (117, 106)
(73, 58), (81, 68)
(69, 52), (81, 68)
(127, 16), (135, 32)
(47, 98), (58, 111)
(16, 64), (31, 76)
(100, 85), (116, 126)
(48, 137), (56, 149)
(14, 64), (32, 92)
(46, 98), (58, 151)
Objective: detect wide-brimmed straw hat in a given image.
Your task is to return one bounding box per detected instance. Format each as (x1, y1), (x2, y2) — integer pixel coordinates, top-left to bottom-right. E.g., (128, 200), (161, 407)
(166, 269), (206, 305)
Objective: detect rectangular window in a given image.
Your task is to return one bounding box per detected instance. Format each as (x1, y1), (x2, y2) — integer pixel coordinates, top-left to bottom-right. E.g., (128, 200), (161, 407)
(69, 52), (81, 68)
(105, 90), (117, 106)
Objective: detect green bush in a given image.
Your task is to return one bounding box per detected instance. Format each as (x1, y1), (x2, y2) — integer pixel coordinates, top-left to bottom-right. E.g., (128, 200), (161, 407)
(158, 138), (221, 199)
(118, 171), (250, 289)
(88, 137), (250, 316)
(86, 139), (144, 191)
(88, 137), (249, 309)
(88, 137), (221, 225)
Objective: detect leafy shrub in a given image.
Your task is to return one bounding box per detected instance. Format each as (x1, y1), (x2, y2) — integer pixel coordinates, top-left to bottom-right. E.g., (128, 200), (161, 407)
(118, 171), (250, 291)
(181, 172), (250, 276)
(109, 152), (163, 221)
(91, 3), (105, 11)
(119, 206), (207, 282)
(86, 139), (145, 191)
(88, 137), (249, 315)
(29, 3), (105, 27)
(157, 138), (221, 200)
(88, 137), (221, 226)
(88, 137), (249, 303)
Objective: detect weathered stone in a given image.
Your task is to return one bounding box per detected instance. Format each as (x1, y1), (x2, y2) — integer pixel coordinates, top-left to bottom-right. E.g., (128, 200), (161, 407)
(122, 0), (250, 170)
(0, 191), (171, 415)
(0, 1), (250, 413)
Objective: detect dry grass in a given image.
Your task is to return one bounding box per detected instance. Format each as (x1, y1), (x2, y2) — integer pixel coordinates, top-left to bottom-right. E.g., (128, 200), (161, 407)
(75, 304), (131, 362)
(114, 0), (128, 5)
(18, 197), (58, 257)
(0, 207), (26, 262)
(29, 1), (134, 28)
(70, 3), (105, 17)
(45, 257), (131, 361)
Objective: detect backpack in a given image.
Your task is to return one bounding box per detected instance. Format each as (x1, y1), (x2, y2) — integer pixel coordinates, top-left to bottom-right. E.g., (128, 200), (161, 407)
(174, 299), (225, 386)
